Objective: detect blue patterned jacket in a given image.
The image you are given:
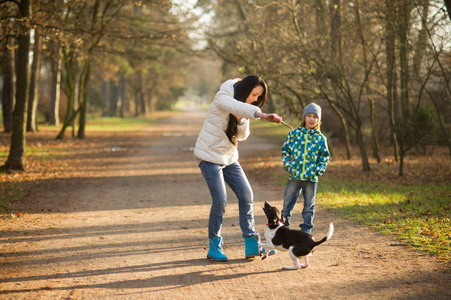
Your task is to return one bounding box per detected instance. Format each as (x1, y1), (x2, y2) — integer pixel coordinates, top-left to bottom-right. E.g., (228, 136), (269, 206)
(281, 127), (330, 182)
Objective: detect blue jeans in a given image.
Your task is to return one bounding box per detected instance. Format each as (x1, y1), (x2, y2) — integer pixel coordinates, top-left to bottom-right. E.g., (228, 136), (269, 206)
(199, 160), (257, 240)
(281, 179), (317, 233)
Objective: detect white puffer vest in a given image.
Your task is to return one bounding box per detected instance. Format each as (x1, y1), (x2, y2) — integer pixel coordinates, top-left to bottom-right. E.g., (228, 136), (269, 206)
(194, 79), (261, 165)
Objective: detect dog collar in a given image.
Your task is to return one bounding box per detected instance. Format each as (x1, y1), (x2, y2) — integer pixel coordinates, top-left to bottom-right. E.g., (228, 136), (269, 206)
(266, 221), (282, 226)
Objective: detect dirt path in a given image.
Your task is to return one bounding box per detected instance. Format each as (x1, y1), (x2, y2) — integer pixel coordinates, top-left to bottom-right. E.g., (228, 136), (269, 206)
(1, 106), (449, 299)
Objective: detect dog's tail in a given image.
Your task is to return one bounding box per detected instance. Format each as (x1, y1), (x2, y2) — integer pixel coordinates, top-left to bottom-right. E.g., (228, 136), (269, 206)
(313, 223), (334, 247)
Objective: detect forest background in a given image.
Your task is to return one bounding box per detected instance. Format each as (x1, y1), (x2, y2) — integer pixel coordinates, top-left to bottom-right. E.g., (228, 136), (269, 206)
(0, 0), (450, 263)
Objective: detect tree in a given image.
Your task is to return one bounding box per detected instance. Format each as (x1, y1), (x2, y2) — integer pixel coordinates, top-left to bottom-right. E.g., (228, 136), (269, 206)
(385, 0), (400, 161)
(354, 0), (381, 163)
(45, 0), (64, 126)
(392, 0), (451, 174)
(27, 28), (42, 132)
(0, 0), (31, 172)
(54, 0), (126, 139)
(0, 1), (16, 133)
(48, 42), (62, 126)
(1, 42), (15, 133)
(41, 0), (189, 138)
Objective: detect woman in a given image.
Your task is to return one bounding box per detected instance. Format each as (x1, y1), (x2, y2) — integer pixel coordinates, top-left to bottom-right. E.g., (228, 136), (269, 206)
(194, 75), (282, 261)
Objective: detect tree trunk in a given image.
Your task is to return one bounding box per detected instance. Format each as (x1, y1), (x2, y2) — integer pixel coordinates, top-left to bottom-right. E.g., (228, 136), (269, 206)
(355, 123), (371, 171)
(314, 0), (327, 49)
(413, 0), (429, 75)
(119, 74), (126, 118)
(102, 79), (109, 116)
(330, 102), (351, 159)
(56, 47), (77, 140)
(148, 89), (155, 113)
(138, 72), (146, 115)
(77, 0), (100, 138)
(56, 86), (76, 139)
(49, 44), (61, 126)
(134, 92), (140, 117)
(385, 0), (399, 161)
(399, 143), (405, 176)
(27, 28), (42, 132)
(1, 43), (15, 133)
(71, 71), (80, 137)
(327, 0), (352, 159)
(396, 0), (412, 176)
(329, 0), (341, 59)
(1, 0), (31, 172)
(354, 0), (380, 163)
(369, 98), (380, 162)
(399, 0), (411, 120)
(109, 79), (119, 116)
(77, 57), (91, 139)
(429, 93), (451, 157)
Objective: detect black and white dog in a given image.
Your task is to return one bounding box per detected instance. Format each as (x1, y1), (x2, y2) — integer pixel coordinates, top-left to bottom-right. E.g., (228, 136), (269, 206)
(259, 201), (334, 270)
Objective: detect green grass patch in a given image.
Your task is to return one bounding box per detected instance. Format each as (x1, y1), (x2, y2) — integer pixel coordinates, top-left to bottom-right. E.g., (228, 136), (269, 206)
(269, 169), (451, 262)
(0, 142), (67, 163)
(317, 178), (450, 261)
(24, 111), (180, 133)
(84, 114), (173, 132)
(25, 145), (59, 160)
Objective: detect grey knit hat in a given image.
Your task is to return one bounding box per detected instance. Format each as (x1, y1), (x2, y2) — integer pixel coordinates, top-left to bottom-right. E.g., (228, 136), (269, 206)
(303, 103), (322, 121)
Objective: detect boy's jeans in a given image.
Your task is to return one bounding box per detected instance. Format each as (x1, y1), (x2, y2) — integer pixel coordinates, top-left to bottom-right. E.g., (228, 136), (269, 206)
(281, 179), (317, 233)
(199, 160), (257, 240)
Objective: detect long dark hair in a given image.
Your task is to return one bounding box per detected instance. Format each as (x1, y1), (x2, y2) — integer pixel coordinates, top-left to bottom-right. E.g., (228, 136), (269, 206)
(225, 76), (268, 146)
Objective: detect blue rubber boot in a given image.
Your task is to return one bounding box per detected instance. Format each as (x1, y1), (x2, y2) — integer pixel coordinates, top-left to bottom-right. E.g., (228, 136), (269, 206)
(244, 235), (260, 259)
(207, 237), (228, 262)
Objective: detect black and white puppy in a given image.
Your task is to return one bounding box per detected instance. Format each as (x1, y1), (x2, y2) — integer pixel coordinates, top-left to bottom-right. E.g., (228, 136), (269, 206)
(259, 201), (334, 270)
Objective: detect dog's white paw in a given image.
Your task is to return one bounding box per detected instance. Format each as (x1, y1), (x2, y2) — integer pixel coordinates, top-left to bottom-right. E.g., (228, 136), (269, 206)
(283, 266), (302, 270)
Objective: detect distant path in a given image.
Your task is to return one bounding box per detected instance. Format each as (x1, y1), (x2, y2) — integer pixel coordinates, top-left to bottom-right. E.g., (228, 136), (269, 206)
(0, 105), (449, 299)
